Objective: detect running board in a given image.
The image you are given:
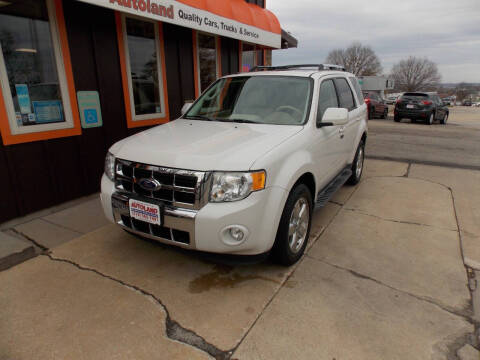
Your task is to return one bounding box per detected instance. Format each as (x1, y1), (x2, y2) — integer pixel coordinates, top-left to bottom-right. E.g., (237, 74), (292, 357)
(315, 167), (352, 210)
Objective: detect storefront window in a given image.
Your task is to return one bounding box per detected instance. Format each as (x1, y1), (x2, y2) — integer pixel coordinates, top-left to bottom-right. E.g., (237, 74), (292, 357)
(0, 0), (74, 134)
(241, 43), (256, 72)
(197, 33), (218, 93)
(123, 17), (165, 119)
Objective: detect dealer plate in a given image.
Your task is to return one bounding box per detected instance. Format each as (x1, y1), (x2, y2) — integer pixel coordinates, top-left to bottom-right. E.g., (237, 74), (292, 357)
(406, 104), (415, 109)
(129, 199), (161, 226)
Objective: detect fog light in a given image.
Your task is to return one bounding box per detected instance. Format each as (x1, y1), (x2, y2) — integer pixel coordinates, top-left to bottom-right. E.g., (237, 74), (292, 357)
(220, 225), (249, 246)
(230, 227), (245, 242)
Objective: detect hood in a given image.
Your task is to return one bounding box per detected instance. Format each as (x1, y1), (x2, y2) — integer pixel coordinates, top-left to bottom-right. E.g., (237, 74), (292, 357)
(110, 119), (303, 171)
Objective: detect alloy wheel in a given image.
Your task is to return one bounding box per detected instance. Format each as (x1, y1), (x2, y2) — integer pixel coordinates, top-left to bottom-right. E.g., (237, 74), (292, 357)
(288, 197), (310, 254)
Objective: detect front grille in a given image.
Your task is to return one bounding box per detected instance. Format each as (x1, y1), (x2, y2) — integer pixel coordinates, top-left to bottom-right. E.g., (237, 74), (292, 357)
(121, 214), (190, 244)
(114, 159), (209, 210)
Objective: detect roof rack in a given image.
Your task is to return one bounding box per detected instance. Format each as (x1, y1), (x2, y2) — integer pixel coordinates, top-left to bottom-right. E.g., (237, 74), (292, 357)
(250, 64), (346, 72)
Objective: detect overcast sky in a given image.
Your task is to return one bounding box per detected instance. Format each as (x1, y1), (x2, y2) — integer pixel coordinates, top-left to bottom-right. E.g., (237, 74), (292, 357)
(268, 0), (480, 83)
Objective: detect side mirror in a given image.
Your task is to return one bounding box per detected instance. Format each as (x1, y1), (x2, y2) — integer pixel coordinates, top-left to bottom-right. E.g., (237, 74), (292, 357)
(181, 101), (194, 116)
(318, 108), (349, 127)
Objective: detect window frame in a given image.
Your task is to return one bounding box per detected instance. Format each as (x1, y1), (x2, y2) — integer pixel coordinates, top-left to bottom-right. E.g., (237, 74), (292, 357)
(194, 31), (221, 96)
(116, 13), (169, 128)
(0, 0), (81, 145)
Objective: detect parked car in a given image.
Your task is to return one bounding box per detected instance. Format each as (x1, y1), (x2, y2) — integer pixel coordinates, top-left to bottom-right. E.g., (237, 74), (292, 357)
(463, 100), (472, 106)
(386, 94), (399, 105)
(363, 91), (388, 119)
(442, 97), (453, 106)
(101, 64), (368, 265)
(394, 92), (449, 125)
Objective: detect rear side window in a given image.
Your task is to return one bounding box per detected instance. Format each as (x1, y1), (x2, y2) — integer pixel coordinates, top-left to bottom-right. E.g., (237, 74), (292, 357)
(334, 78), (356, 111)
(317, 79), (339, 121)
(349, 77), (364, 105)
(402, 93), (428, 100)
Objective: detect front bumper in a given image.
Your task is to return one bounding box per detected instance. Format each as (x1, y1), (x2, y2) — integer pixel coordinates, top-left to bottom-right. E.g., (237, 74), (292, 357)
(100, 174), (288, 255)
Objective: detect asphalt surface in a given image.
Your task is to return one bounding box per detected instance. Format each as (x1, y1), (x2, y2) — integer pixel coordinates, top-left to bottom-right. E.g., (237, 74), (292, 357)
(366, 106), (480, 170)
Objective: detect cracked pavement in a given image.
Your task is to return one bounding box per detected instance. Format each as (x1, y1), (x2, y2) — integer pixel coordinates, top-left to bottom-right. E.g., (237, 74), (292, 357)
(1, 159), (479, 359)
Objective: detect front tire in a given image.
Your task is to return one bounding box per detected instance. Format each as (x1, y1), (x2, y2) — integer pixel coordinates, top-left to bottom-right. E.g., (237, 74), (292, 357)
(272, 184), (312, 266)
(426, 112), (434, 125)
(440, 113), (448, 124)
(347, 140), (365, 185)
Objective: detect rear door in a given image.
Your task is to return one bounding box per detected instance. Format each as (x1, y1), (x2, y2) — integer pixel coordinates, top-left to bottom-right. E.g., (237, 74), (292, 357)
(335, 77), (363, 166)
(433, 96), (445, 119)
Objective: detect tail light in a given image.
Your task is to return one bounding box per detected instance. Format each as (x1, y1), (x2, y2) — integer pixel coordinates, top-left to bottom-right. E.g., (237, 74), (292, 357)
(421, 100), (432, 105)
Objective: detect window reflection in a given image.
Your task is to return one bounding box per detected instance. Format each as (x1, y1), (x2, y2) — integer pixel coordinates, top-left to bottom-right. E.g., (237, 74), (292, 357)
(0, 0), (65, 126)
(242, 43), (255, 72)
(198, 33), (217, 93)
(125, 18), (162, 116)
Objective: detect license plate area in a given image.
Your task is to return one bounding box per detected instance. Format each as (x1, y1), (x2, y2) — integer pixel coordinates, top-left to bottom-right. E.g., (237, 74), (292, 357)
(406, 104), (415, 109)
(129, 198), (163, 226)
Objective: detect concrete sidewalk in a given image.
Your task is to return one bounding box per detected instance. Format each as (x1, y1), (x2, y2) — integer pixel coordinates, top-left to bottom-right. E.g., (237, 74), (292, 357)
(0, 194), (110, 270)
(1, 159), (479, 360)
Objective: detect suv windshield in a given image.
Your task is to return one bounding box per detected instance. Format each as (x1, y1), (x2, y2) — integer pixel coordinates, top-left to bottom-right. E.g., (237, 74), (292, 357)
(184, 76), (313, 125)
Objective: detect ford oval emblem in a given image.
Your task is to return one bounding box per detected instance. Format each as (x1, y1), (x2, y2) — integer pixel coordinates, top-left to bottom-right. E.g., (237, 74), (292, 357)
(137, 178), (162, 192)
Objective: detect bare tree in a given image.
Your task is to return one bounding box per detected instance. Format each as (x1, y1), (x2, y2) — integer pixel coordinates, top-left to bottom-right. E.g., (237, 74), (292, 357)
(390, 57), (441, 92)
(325, 42), (382, 76)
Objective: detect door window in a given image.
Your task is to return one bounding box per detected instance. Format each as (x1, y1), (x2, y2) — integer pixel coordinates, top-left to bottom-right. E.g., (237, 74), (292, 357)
(0, 0), (75, 137)
(317, 79), (339, 121)
(334, 78), (355, 111)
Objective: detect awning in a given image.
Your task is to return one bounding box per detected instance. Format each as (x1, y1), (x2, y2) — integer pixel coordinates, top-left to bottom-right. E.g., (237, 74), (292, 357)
(75, 0), (282, 48)
(281, 29), (298, 49)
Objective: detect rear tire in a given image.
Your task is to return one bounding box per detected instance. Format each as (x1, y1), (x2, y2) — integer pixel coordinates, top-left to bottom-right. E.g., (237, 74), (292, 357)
(347, 140), (365, 185)
(381, 108), (388, 119)
(368, 107), (375, 120)
(394, 115), (400, 122)
(272, 184), (312, 266)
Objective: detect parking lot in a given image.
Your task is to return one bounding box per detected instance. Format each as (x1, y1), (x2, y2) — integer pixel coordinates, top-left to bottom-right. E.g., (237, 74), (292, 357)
(367, 106), (480, 169)
(1, 107), (480, 360)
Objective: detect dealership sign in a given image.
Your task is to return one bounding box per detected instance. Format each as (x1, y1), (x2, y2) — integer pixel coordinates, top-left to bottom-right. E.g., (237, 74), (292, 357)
(76, 0), (281, 48)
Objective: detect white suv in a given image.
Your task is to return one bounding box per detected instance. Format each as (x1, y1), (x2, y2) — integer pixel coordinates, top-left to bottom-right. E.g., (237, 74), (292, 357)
(101, 64), (368, 265)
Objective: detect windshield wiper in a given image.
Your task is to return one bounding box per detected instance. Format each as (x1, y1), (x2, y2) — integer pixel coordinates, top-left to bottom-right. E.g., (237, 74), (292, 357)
(184, 115), (216, 121)
(228, 119), (259, 124)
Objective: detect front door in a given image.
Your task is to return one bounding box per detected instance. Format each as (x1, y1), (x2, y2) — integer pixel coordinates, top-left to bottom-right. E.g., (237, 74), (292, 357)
(312, 78), (345, 189)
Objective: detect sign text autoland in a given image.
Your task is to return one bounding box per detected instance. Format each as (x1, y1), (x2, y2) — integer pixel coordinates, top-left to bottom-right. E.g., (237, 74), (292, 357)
(76, 0), (281, 48)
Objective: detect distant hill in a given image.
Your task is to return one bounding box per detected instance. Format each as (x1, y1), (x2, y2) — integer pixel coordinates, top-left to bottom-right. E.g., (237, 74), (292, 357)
(441, 83), (480, 88)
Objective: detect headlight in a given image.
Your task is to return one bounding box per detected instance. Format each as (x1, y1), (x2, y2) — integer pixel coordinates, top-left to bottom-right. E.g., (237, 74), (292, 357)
(210, 171), (266, 202)
(104, 152), (116, 181)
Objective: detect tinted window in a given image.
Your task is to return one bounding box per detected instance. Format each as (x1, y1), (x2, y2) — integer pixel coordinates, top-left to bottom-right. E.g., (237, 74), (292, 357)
(334, 78), (355, 111)
(403, 93), (428, 98)
(317, 79), (339, 121)
(349, 77), (364, 105)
